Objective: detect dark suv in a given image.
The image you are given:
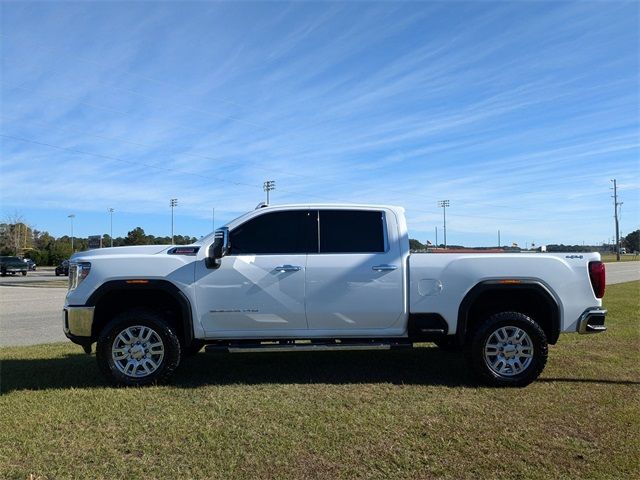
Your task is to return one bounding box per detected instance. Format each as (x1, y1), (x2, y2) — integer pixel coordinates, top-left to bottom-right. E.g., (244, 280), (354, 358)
(55, 260), (70, 276)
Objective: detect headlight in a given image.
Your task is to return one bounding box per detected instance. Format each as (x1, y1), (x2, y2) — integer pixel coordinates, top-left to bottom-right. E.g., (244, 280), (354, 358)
(69, 262), (91, 290)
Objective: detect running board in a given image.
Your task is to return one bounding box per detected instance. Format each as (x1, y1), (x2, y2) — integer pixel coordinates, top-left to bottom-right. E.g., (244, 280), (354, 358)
(205, 341), (412, 354)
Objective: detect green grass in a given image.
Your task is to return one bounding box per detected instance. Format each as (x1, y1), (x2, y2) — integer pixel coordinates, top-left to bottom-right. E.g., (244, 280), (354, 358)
(601, 253), (639, 263)
(1, 282), (639, 479)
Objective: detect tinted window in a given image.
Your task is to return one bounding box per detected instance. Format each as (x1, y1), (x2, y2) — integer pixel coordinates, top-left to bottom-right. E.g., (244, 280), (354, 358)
(319, 210), (385, 253)
(229, 210), (316, 254)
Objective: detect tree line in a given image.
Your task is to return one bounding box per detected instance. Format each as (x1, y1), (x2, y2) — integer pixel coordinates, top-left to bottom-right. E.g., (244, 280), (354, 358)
(0, 218), (197, 266)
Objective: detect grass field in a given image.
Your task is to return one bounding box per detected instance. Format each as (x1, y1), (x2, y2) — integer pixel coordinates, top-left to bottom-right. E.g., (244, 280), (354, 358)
(601, 253), (639, 263)
(1, 282), (638, 479)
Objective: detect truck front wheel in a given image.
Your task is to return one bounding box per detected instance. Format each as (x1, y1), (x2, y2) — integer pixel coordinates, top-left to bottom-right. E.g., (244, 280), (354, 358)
(465, 312), (548, 387)
(96, 309), (182, 386)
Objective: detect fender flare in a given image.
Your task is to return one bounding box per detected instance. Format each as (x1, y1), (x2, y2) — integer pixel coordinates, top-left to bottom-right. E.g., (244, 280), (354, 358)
(456, 280), (561, 344)
(86, 279), (194, 344)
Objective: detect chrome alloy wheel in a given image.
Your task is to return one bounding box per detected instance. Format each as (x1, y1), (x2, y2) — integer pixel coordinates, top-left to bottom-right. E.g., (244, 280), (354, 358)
(484, 326), (534, 377)
(111, 325), (165, 378)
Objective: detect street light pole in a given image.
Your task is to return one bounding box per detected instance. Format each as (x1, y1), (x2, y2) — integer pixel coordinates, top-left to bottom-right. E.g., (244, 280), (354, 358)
(108, 208), (114, 247)
(170, 199), (178, 244)
(438, 200), (450, 249)
(611, 179), (623, 261)
(263, 180), (275, 205)
(68, 214), (75, 252)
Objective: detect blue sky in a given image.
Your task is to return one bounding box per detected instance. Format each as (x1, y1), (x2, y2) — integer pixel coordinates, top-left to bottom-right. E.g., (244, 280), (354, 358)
(1, 1), (638, 247)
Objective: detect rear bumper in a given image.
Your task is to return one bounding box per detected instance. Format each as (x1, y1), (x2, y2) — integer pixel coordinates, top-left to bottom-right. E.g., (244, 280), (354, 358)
(63, 306), (94, 346)
(577, 308), (607, 334)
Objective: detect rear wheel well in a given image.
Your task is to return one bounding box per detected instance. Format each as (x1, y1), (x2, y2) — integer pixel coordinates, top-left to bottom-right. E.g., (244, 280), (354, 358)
(459, 285), (560, 345)
(91, 288), (190, 347)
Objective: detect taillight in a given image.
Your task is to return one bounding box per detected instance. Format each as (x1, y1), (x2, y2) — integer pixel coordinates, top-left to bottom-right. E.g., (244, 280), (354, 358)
(589, 261), (606, 298)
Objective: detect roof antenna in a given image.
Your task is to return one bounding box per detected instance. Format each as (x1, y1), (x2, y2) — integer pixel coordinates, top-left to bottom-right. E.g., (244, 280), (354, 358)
(255, 202), (268, 209)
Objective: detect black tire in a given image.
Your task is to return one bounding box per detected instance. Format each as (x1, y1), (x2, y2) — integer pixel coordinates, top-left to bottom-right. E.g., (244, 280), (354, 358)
(182, 339), (205, 357)
(55, 271), (60, 276)
(96, 309), (182, 387)
(433, 336), (460, 351)
(21, 271), (27, 276)
(465, 311), (548, 387)
(1, 269), (5, 277)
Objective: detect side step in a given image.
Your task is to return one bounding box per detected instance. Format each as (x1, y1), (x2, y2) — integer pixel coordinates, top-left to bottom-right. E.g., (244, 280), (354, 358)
(205, 340), (413, 354)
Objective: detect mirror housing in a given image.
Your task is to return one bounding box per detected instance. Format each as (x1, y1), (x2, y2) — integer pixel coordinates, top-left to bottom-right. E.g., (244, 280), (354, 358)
(205, 227), (229, 269)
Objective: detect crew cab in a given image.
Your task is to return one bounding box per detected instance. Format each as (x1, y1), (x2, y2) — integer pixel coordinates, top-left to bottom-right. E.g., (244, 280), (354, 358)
(0, 256), (28, 276)
(63, 204), (607, 387)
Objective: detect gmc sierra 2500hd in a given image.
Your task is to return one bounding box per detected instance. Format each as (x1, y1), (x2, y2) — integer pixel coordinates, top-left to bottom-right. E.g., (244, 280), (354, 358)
(63, 204), (607, 387)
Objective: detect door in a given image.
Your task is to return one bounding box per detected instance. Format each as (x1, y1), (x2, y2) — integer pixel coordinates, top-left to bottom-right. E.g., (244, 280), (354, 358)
(305, 209), (405, 331)
(195, 209), (316, 336)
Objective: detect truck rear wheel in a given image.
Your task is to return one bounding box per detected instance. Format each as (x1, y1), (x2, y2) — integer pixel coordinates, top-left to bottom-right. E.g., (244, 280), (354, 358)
(96, 309), (181, 386)
(465, 312), (548, 387)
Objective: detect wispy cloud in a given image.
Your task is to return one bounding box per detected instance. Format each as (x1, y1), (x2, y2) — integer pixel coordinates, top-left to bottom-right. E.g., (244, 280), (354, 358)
(1, 1), (638, 245)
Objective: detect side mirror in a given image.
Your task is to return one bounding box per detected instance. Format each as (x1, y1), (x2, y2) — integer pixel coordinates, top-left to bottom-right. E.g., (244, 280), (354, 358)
(205, 228), (229, 269)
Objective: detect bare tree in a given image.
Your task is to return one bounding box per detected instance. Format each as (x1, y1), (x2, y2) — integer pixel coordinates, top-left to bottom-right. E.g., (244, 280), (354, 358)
(0, 212), (33, 254)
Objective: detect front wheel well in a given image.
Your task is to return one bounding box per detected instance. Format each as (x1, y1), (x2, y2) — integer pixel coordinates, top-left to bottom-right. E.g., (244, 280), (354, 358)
(90, 284), (193, 347)
(458, 284), (560, 345)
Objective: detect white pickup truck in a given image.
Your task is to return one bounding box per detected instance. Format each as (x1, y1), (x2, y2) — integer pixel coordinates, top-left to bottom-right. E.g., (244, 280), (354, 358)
(63, 204), (607, 387)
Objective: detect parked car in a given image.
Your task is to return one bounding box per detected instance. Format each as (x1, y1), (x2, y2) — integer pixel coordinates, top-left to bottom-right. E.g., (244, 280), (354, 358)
(63, 203), (607, 387)
(23, 258), (36, 271)
(55, 260), (70, 276)
(0, 256), (28, 276)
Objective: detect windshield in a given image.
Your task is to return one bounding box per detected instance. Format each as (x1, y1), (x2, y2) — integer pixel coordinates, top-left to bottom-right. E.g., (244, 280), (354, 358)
(195, 209), (253, 245)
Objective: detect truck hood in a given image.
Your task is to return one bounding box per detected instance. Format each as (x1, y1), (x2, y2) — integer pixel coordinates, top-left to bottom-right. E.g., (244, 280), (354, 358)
(71, 245), (172, 260)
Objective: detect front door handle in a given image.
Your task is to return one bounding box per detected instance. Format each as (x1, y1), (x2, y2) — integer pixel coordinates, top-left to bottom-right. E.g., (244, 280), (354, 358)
(274, 265), (302, 272)
(372, 264), (398, 272)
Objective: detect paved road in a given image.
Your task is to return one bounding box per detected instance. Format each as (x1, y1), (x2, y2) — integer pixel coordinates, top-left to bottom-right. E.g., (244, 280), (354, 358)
(0, 286), (67, 347)
(606, 261), (640, 285)
(0, 262), (638, 348)
(0, 267), (67, 286)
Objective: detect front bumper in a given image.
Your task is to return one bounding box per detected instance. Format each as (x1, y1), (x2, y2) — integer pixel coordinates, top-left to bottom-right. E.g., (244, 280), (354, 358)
(63, 306), (95, 348)
(577, 308), (607, 334)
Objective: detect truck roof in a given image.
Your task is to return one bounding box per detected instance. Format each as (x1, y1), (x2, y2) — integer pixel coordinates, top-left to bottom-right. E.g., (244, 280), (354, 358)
(257, 203), (405, 213)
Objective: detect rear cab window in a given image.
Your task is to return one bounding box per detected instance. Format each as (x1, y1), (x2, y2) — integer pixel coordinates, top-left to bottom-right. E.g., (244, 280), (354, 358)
(318, 210), (386, 253)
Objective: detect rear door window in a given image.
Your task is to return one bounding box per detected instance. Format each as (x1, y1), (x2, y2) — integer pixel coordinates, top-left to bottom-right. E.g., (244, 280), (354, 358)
(319, 210), (385, 253)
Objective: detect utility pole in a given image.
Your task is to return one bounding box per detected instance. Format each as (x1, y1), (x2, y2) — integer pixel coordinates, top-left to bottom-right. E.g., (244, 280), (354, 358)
(263, 180), (275, 205)
(108, 208), (114, 247)
(170, 198), (178, 244)
(611, 179), (623, 261)
(68, 214), (75, 252)
(438, 200), (450, 249)
(435, 226), (438, 248)
(498, 229), (501, 248)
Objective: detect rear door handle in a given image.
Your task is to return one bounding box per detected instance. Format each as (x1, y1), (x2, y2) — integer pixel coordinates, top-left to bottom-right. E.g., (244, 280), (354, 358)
(274, 265), (302, 272)
(372, 264), (398, 272)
